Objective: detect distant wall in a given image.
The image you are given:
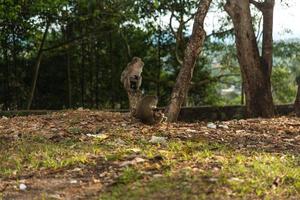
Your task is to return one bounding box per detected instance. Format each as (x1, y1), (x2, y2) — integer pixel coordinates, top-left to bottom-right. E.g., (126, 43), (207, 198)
(177, 104), (295, 122)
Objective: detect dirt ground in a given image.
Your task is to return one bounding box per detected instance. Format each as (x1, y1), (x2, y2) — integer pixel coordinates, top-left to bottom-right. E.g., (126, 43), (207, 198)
(0, 110), (299, 199)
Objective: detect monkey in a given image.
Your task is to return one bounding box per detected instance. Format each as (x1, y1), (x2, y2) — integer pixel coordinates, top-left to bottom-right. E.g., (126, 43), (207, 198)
(120, 57), (144, 92)
(134, 95), (165, 125)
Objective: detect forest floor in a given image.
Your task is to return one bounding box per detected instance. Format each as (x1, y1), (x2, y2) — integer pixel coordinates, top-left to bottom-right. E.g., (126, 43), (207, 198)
(0, 109), (300, 200)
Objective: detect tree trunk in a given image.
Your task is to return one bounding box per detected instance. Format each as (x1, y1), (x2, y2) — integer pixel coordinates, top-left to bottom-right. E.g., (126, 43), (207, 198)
(261, 0), (275, 77)
(165, 0), (212, 122)
(12, 25), (19, 108)
(64, 23), (72, 109)
(27, 21), (50, 110)
(80, 41), (85, 108)
(241, 81), (245, 105)
(3, 40), (10, 110)
(157, 27), (162, 98)
(295, 77), (300, 117)
(224, 0), (274, 118)
(95, 50), (100, 108)
(67, 48), (72, 108)
(109, 32), (116, 108)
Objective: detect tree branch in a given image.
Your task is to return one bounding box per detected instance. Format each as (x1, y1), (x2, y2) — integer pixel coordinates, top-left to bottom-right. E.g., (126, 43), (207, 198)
(206, 28), (234, 38)
(169, 11), (177, 39)
(169, 11), (183, 65)
(249, 0), (264, 11)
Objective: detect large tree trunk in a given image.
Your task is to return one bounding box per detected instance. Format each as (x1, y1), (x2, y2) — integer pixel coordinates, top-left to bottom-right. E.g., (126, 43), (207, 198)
(225, 0), (274, 118)
(295, 77), (300, 117)
(165, 0), (212, 122)
(27, 21), (50, 110)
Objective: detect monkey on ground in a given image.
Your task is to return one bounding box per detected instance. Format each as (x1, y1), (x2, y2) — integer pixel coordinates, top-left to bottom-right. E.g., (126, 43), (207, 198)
(134, 95), (165, 125)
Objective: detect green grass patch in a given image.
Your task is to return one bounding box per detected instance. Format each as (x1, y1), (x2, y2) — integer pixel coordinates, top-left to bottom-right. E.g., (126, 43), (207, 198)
(1, 129), (300, 199)
(100, 139), (300, 199)
(0, 135), (99, 177)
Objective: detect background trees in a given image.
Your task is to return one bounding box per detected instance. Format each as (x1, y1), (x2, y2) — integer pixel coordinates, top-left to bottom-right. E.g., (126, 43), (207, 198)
(0, 0), (298, 112)
(225, 0), (275, 118)
(165, 0), (212, 122)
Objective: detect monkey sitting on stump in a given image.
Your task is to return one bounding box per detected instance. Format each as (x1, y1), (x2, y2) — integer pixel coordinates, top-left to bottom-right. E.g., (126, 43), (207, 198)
(295, 76), (300, 117)
(120, 57), (144, 115)
(134, 95), (166, 125)
(120, 57), (144, 93)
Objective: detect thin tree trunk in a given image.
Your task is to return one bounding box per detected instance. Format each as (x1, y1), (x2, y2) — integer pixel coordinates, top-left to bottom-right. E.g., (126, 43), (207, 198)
(27, 21), (50, 110)
(12, 25), (19, 108)
(109, 33), (116, 108)
(80, 41), (85, 108)
(241, 81), (245, 105)
(67, 49), (72, 108)
(65, 23), (72, 108)
(165, 0), (212, 122)
(88, 41), (94, 108)
(157, 27), (162, 98)
(225, 0), (274, 118)
(295, 77), (300, 117)
(3, 40), (10, 110)
(261, 0), (275, 77)
(95, 49), (100, 108)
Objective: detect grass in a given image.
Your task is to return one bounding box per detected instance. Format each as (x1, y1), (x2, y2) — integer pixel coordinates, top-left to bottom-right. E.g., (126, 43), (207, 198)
(99, 139), (300, 199)
(0, 136), (97, 177)
(1, 120), (300, 199)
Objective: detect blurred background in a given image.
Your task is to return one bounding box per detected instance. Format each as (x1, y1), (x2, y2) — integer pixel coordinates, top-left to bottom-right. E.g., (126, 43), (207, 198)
(0, 0), (298, 110)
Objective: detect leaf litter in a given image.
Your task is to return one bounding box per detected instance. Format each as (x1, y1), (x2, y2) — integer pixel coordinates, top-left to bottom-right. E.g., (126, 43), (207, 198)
(0, 109), (299, 199)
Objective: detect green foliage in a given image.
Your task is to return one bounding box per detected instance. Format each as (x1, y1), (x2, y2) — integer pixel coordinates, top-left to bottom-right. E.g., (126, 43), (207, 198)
(0, 0), (298, 109)
(272, 66), (297, 104)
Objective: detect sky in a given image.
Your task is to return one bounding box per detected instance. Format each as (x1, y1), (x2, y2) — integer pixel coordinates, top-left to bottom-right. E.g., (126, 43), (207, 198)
(160, 1), (300, 41)
(273, 0), (300, 40)
(203, 0), (300, 41)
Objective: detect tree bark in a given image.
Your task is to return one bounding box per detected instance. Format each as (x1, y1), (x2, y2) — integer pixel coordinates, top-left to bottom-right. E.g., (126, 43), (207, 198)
(295, 77), (300, 117)
(12, 25), (19, 108)
(241, 81), (245, 105)
(224, 0), (274, 118)
(80, 40), (85, 108)
(64, 22), (72, 108)
(157, 27), (162, 98)
(261, 0), (275, 77)
(95, 49), (100, 108)
(109, 33), (116, 108)
(3, 39), (10, 110)
(27, 21), (50, 110)
(165, 0), (212, 122)
(67, 48), (72, 108)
